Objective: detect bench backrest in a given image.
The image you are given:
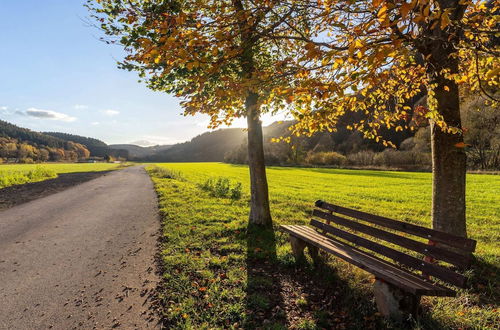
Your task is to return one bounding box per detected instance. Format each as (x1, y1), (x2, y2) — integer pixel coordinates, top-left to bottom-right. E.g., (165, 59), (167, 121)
(311, 200), (477, 288)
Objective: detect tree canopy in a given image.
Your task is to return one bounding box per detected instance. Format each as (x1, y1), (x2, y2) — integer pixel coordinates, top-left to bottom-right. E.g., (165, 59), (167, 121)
(89, 0), (499, 235)
(261, 0), (499, 145)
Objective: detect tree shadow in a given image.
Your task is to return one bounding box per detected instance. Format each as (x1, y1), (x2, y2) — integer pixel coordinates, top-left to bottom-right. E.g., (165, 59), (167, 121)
(244, 227), (390, 329)
(245, 224), (287, 329)
(243, 226), (492, 329)
(245, 226), (380, 328)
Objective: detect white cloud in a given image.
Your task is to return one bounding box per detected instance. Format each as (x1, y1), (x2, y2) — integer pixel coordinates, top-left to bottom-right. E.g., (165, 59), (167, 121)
(74, 104), (89, 110)
(23, 108), (76, 122)
(0, 106), (8, 111)
(102, 109), (120, 116)
(91, 121), (100, 126)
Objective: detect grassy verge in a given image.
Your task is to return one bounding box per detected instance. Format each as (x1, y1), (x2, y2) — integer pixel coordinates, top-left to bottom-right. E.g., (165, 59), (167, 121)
(148, 163), (499, 329)
(0, 163), (126, 189)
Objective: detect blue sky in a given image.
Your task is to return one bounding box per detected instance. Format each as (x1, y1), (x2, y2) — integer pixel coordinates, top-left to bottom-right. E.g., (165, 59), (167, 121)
(0, 0), (283, 145)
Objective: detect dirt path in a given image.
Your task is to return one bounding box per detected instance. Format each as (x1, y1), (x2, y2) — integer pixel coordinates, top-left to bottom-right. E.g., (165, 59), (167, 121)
(0, 170), (114, 211)
(0, 166), (160, 329)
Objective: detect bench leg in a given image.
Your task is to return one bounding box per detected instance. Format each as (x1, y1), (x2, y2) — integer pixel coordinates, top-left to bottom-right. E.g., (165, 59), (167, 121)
(289, 235), (306, 262)
(373, 279), (420, 321)
(307, 244), (321, 266)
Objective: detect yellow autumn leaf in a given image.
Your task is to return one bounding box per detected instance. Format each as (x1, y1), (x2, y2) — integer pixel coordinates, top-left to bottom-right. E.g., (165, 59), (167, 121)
(440, 11), (451, 30)
(378, 5), (388, 23)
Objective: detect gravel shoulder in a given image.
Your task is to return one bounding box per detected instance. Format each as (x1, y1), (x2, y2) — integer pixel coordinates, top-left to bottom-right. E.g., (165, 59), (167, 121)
(0, 166), (161, 329)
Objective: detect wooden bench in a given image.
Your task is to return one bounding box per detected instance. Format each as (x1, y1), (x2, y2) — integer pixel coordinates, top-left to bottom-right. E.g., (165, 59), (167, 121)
(280, 200), (477, 320)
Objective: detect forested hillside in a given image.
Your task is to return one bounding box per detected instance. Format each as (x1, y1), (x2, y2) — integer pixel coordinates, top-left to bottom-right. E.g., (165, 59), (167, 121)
(145, 128), (246, 162)
(0, 120), (90, 163)
(1, 120), (68, 148)
(109, 144), (172, 159)
(44, 132), (129, 159)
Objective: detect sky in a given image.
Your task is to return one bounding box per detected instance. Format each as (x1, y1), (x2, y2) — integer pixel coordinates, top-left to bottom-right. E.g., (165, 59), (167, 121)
(0, 0), (286, 146)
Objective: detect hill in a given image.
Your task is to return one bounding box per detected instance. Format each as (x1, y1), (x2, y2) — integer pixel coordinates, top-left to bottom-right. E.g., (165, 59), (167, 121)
(109, 144), (172, 159)
(143, 118), (413, 164)
(44, 132), (129, 159)
(145, 128), (246, 162)
(0, 120), (90, 163)
(1, 120), (68, 148)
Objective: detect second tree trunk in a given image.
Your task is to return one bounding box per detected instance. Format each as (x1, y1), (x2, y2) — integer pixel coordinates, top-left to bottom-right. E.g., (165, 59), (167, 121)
(246, 92), (273, 227)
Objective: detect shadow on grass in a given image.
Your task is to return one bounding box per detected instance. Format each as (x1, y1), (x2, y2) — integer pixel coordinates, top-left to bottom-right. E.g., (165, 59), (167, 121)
(244, 226), (403, 329)
(243, 228), (464, 329)
(468, 256), (500, 307)
(245, 224), (286, 329)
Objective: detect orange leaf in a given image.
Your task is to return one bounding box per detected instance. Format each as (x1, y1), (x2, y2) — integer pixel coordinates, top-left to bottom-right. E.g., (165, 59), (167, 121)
(400, 2), (412, 18)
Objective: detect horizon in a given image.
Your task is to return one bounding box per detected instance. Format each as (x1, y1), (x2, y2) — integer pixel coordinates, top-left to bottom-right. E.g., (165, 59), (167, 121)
(0, 0), (287, 146)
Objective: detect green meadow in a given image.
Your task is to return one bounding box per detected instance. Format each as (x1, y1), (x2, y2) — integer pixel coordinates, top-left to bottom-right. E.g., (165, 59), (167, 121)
(148, 163), (499, 329)
(0, 163), (123, 189)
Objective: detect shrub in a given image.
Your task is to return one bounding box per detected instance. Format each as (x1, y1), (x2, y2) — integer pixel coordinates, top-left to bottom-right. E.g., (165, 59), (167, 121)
(19, 157), (34, 164)
(200, 176), (243, 200)
(213, 177), (230, 197)
(230, 182), (242, 201)
(347, 151), (376, 166)
(373, 149), (431, 168)
(148, 166), (183, 180)
(304, 151), (347, 166)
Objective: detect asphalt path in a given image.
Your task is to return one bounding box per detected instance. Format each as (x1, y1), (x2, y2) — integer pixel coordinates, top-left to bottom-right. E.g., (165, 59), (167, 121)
(0, 166), (160, 329)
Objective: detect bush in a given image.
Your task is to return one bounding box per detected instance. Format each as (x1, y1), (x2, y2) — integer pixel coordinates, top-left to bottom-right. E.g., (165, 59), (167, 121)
(304, 151), (347, 166)
(347, 151), (376, 166)
(230, 182), (242, 201)
(148, 166), (183, 180)
(19, 157), (34, 164)
(213, 177), (230, 197)
(373, 149), (431, 168)
(200, 177), (243, 200)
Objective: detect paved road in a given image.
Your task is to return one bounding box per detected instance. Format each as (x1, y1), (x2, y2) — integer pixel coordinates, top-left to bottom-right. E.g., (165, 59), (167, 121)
(0, 166), (160, 329)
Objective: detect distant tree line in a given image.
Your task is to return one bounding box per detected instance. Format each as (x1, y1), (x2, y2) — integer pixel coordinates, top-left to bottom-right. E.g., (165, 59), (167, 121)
(0, 137), (90, 163)
(225, 95), (500, 171)
(0, 120), (128, 162)
(44, 132), (129, 159)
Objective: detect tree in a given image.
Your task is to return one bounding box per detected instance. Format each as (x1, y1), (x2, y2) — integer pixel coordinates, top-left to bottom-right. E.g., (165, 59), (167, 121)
(272, 0), (498, 237)
(88, 0), (304, 226)
(462, 93), (500, 169)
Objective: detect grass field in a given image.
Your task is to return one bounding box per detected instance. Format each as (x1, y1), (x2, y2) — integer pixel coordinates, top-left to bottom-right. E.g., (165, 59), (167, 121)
(0, 163), (124, 189)
(148, 163), (499, 329)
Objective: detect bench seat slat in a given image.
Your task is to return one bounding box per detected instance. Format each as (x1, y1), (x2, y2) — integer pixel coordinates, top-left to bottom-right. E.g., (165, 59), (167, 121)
(312, 210), (472, 269)
(280, 225), (456, 297)
(311, 219), (467, 287)
(315, 200), (476, 252)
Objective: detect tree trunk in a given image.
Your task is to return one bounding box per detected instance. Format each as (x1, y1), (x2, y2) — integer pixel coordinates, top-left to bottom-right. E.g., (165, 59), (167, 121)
(232, 0), (272, 227)
(246, 92), (273, 226)
(425, 4), (468, 237)
(430, 87), (467, 237)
